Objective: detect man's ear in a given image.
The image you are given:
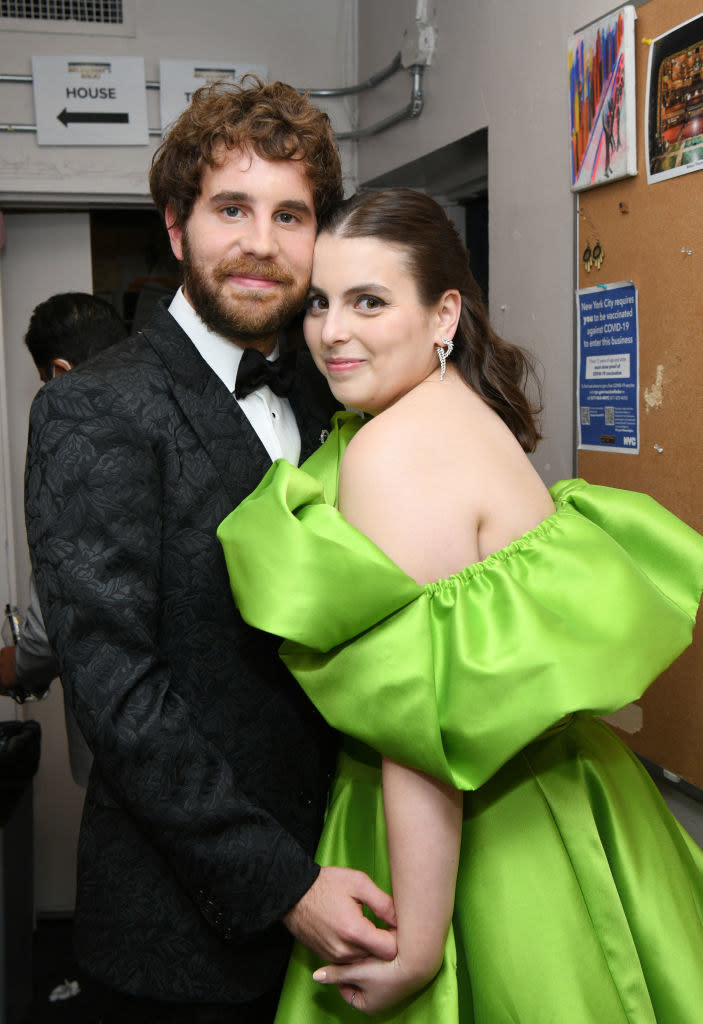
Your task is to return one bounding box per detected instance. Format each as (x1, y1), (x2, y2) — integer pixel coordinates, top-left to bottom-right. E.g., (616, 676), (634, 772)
(50, 358), (73, 378)
(166, 205), (184, 261)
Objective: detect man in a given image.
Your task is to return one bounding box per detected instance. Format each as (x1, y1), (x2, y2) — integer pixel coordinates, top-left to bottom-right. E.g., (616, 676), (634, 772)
(25, 81), (394, 1023)
(1, 292), (127, 786)
(22, 290), (128, 384)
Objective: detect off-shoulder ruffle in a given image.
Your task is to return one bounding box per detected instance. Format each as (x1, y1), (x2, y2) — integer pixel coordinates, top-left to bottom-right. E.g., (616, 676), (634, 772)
(219, 413), (703, 789)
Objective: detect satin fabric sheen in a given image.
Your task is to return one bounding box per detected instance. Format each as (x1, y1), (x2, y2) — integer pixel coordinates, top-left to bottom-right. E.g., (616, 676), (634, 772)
(219, 411), (703, 1023)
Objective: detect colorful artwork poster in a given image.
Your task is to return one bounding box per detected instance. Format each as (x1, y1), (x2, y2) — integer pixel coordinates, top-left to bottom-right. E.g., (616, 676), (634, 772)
(569, 5), (637, 191)
(645, 14), (703, 183)
(576, 282), (639, 454)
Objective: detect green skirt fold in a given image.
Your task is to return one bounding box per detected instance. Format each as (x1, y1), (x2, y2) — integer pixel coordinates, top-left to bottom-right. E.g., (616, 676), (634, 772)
(276, 718), (703, 1023)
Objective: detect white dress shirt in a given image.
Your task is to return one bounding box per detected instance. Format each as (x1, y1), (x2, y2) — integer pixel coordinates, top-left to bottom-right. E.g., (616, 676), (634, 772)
(169, 288), (301, 465)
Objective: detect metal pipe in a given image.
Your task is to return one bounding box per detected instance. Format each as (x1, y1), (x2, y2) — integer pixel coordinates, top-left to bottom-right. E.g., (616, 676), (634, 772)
(336, 64), (424, 141)
(0, 122), (162, 135)
(0, 54), (402, 96)
(305, 51), (402, 97)
(0, 55), (424, 138)
(0, 73), (160, 88)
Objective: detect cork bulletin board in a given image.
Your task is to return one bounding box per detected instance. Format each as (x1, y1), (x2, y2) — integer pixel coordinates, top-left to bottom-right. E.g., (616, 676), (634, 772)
(574, 0), (703, 787)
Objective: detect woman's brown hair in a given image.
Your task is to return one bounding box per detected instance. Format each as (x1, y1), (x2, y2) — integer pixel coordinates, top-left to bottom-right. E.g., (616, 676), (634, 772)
(319, 188), (542, 452)
(149, 77), (343, 230)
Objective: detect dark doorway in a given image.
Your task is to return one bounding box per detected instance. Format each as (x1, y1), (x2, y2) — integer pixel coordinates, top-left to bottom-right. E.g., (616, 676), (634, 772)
(90, 209), (180, 332)
(363, 127), (489, 299)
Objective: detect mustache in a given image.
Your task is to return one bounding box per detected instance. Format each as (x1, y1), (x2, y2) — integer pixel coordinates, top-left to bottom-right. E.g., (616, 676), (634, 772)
(214, 257), (295, 286)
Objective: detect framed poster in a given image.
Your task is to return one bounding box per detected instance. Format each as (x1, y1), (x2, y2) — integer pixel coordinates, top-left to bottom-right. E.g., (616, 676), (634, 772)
(576, 281), (639, 453)
(645, 13), (703, 184)
(569, 5), (637, 190)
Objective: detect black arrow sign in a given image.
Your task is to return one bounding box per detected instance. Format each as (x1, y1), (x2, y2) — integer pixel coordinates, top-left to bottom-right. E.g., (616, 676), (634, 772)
(57, 108), (130, 127)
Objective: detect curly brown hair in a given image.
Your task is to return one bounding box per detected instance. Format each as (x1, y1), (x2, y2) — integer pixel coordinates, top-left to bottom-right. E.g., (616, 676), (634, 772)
(320, 189), (543, 453)
(149, 77), (343, 229)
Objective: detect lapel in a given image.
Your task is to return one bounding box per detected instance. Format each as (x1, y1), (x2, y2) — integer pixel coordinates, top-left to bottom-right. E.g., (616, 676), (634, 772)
(288, 350), (341, 463)
(142, 303), (272, 506)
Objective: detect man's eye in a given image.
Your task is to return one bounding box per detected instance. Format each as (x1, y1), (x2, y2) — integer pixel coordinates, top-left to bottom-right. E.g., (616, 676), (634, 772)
(357, 295), (385, 311)
(222, 206), (243, 218)
(277, 212), (298, 225)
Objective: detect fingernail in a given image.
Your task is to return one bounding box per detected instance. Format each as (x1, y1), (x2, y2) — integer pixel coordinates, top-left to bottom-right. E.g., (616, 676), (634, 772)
(312, 969), (327, 983)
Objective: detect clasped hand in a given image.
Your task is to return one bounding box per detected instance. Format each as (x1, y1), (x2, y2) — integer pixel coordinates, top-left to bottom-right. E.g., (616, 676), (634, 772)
(283, 865), (396, 964)
(284, 866), (435, 1014)
(313, 952), (435, 1015)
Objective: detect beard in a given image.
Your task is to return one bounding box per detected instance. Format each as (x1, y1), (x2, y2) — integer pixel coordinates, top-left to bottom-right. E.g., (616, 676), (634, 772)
(180, 229), (309, 344)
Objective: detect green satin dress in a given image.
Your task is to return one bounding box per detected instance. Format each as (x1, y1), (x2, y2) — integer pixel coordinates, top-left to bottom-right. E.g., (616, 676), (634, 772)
(218, 411), (703, 1023)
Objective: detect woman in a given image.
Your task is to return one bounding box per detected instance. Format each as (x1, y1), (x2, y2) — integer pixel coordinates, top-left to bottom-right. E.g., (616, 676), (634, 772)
(219, 189), (703, 1022)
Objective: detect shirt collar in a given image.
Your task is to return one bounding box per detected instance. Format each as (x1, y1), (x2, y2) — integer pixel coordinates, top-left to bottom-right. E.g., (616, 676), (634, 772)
(168, 287), (279, 393)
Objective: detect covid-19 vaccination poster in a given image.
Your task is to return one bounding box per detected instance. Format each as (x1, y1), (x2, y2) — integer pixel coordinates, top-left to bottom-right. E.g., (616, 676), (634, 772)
(576, 281), (639, 453)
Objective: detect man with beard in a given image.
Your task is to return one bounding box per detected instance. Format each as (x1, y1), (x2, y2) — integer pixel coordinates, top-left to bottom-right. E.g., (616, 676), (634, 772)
(24, 80), (396, 1024)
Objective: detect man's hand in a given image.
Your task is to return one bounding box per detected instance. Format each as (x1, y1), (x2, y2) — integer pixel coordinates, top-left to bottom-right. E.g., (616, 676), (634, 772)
(0, 647), (17, 692)
(283, 866), (397, 963)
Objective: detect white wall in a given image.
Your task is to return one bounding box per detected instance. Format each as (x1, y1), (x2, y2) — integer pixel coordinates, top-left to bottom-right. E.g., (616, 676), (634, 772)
(0, 212), (93, 913)
(0, 0), (358, 203)
(356, 0), (634, 486)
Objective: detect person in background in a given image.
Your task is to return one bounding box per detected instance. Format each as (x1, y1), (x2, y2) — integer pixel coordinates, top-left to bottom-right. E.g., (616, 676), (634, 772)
(220, 188), (703, 1022)
(1, 291), (127, 786)
(25, 81), (395, 1024)
(22, 290), (128, 384)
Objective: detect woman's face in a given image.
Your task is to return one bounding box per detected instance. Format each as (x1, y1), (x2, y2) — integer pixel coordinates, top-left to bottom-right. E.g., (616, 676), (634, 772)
(304, 233), (445, 415)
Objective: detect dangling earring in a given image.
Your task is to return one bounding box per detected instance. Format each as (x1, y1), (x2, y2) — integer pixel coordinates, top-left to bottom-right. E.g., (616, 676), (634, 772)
(436, 336), (454, 380)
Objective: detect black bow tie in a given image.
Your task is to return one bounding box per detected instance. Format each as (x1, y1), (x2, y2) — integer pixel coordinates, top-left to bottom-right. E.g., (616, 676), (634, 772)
(234, 348), (297, 400)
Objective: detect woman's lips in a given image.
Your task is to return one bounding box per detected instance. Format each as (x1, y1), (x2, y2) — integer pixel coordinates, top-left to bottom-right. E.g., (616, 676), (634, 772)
(326, 357), (365, 373)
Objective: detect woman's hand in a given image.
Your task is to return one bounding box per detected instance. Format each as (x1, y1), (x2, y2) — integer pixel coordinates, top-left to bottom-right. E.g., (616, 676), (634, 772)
(312, 950), (439, 1015)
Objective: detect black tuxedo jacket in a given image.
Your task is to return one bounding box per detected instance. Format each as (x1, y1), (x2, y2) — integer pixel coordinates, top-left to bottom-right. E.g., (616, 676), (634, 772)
(25, 303), (339, 1005)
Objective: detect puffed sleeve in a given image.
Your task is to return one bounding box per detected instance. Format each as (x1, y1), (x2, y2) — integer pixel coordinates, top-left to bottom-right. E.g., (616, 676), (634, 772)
(220, 421), (703, 790)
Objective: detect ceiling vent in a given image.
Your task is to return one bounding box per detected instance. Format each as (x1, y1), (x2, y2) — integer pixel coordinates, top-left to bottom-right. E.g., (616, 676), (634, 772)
(1, 0), (135, 35)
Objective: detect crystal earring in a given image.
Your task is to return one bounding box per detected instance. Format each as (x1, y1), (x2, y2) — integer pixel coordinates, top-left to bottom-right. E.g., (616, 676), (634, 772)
(436, 336), (454, 380)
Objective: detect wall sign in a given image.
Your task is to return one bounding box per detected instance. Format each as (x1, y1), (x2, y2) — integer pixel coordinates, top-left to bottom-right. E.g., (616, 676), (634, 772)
(32, 55), (149, 146)
(576, 281), (639, 453)
(159, 60), (268, 135)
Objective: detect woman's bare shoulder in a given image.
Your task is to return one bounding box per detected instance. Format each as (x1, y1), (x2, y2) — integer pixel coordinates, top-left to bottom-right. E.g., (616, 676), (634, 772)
(338, 386), (486, 582)
(340, 410), (417, 510)
(340, 391), (439, 488)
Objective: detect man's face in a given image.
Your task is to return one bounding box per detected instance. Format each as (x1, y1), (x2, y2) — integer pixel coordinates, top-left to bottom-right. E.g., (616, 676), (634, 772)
(167, 146), (317, 353)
